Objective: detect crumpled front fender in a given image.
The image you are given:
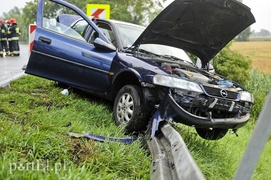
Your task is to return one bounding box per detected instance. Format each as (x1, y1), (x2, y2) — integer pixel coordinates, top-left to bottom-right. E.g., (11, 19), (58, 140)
(149, 89), (250, 138)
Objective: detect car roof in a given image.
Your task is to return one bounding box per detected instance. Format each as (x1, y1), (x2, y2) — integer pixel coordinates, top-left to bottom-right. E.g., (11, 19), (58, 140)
(93, 18), (145, 29)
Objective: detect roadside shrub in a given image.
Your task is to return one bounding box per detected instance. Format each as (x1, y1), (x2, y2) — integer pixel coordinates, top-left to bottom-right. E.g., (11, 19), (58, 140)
(213, 43), (252, 87)
(246, 69), (271, 121)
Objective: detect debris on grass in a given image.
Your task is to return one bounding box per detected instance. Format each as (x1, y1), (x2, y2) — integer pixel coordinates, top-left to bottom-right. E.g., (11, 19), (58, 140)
(68, 132), (137, 144)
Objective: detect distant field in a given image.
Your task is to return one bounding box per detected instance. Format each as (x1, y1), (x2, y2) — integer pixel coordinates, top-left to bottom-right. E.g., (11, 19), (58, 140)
(230, 41), (271, 74)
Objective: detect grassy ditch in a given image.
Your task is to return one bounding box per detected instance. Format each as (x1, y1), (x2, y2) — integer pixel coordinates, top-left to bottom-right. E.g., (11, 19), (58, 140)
(1, 72), (271, 179)
(0, 75), (150, 179)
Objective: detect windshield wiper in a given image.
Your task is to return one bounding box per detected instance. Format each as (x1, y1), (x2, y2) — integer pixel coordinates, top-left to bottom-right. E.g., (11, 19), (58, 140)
(160, 55), (195, 66)
(123, 47), (161, 59)
(122, 47), (132, 53)
(138, 49), (161, 57)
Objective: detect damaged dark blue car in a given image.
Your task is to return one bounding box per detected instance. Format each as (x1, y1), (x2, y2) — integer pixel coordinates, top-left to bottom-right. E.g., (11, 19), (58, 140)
(26, 0), (255, 140)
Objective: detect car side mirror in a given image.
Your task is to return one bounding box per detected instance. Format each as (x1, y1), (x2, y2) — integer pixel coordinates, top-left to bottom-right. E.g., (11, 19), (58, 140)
(93, 38), (116, 52)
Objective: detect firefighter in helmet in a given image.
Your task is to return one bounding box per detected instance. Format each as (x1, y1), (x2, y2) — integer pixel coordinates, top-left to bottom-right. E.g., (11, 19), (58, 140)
(9, 18), (20, 56)
(0, 19), (8, 56)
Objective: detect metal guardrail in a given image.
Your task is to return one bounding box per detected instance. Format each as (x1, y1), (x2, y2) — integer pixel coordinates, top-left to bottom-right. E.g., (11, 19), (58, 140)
(234, 91), (271, 180)
(146, 91), (271, 180)
(146, 121), (205, 180)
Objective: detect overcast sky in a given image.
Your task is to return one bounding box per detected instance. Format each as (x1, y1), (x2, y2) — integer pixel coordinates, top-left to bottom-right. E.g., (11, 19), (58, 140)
(1, 0), (270, 32)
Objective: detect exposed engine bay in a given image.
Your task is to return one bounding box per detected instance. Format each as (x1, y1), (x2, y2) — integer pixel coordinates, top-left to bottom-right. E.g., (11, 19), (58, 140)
(148, 57), (253, 120)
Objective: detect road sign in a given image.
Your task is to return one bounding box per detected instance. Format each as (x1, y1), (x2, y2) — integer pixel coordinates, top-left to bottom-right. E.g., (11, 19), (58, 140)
(86, 4), (110, 19)
(29, 24), (36, 56)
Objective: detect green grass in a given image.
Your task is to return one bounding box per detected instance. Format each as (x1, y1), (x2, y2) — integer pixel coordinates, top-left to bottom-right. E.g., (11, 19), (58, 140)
(177, 122), (271, 180)
(0, 73), (271, 179)
(0, 75), (150, 179)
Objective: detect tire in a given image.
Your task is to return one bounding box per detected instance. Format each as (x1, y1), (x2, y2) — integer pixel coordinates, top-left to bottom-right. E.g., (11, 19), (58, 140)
(113, 85), (149, 134)
(195, 128), (228, 140)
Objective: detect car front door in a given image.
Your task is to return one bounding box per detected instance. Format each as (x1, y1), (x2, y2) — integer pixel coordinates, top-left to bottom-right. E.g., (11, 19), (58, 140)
(26, 0), (116, 95)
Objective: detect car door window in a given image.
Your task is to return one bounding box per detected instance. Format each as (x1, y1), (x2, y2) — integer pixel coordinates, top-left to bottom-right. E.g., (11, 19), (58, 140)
(42, 1), (88, 42)
(70, 19), (88, 37)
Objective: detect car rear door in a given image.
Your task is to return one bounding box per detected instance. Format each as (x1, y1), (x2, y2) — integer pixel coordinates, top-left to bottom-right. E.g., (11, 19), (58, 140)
(26, 0), (116, 95)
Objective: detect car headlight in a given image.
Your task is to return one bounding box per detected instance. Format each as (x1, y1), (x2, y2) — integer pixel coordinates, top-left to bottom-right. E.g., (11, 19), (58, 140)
(239, 91), (254, 103)
(153, 74), (203, 93)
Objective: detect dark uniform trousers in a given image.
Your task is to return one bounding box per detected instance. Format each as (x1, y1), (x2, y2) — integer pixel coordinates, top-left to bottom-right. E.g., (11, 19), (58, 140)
(7, 26), (12, 56)
(10, 23), (20, 56)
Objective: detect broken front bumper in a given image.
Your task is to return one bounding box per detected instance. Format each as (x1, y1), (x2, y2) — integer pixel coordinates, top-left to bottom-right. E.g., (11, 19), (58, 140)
(167, 93), (250, 129)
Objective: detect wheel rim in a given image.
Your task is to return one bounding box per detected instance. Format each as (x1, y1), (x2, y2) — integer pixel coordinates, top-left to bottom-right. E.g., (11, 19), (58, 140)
(116, 92), (134, 124)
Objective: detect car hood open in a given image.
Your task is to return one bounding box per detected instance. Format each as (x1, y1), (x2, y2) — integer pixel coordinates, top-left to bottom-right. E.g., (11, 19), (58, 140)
(132, 0), (255, 66)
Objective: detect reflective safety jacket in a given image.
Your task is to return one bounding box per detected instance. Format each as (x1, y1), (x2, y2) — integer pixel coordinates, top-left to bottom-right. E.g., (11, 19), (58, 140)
(10, 23), (20, 41)
(7, 25), (12, 41)
(0, 25), (7, 41)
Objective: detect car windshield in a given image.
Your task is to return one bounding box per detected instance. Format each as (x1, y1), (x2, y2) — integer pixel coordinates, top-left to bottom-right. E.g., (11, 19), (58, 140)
(115, 23), (193, 64)
(116, 23), (144, 48)
(139, 44), (194, 64)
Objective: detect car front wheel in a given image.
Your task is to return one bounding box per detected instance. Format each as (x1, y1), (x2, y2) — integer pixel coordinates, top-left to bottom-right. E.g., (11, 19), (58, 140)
(195, 128), (228, 140)
(113, 85), (149, 134)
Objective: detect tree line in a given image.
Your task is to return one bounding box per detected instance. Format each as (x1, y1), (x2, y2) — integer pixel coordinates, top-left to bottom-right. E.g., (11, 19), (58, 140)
(235, 27), (271, 41)
(2, 0), (268, 42)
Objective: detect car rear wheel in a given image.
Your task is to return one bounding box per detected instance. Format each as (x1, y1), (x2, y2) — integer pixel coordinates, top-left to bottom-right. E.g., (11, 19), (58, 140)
(113, 85), (149, 134)
(195, 128), (228, 140)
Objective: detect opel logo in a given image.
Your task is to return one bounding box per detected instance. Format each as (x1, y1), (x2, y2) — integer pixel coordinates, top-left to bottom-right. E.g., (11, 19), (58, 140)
(220, 89), (228, 98)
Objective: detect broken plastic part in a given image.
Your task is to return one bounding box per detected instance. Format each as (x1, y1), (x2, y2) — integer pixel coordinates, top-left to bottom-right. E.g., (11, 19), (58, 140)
(67, 132), (137, 144)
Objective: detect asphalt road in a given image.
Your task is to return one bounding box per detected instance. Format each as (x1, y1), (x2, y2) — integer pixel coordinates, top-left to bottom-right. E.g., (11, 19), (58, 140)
(0, 44), (29, 88)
